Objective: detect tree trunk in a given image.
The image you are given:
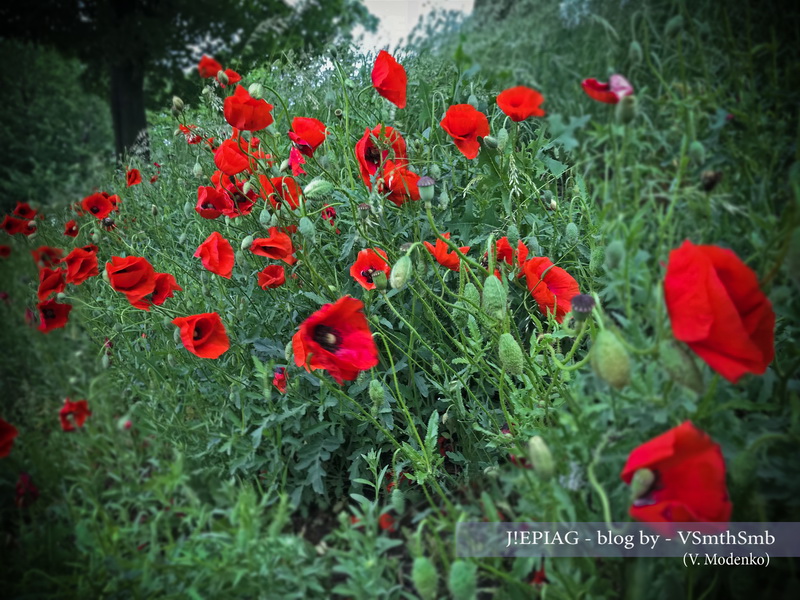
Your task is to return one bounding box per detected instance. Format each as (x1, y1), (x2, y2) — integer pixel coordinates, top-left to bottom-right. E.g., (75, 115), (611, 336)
(109, 59), (149, 160)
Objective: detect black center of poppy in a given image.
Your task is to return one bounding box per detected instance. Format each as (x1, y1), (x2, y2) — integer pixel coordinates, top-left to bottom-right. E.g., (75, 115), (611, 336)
(313, 325), (341, 353)
(43, 309), (55, 320)
(365, 145), (381, 165)
(360, 268), (377, 284)
(192, 325), (204, 341)
(90, 206), (100, 213)
(103, 217), (114, 227)
(202, 202), (215, 209)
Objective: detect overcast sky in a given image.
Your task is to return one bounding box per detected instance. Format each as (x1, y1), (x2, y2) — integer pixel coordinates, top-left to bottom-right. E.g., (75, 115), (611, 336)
(358, 0), (474, 50)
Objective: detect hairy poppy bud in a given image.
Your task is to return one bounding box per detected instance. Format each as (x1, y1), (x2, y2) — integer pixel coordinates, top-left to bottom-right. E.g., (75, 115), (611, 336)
(242, 180), (254, 196)
(101, 353), (110, 369)
(604, 240), (626, 271)
(630, 468), (656, 500)
(248, 83), (264, 99)
(629, 40), (643, 64)
(448, 560), (478, 600)
(172, 96), (184, 113)
(151, 204), (158, 217)
(688, 140), (706, 165)
(498, 333), (524, 375)
(279, 158), (290, 172)
(438, 187), (450, 210)
(368, 379), (384, 404)
(391, 487), (405, 514)
(183, 201), (194, 218)
(658, 340), (704, 394)
(549, 199), (558, 211)
(483, 136), (499, 149)
(565, 222), (579, 244)
(240, 235), (254, 251)
(615, 95), (638, 124)
(591, 330), (631, 389)
(497, 127), (509, 151)
(411, 557), (439, 600)
(481, 275), (507, 320)
(284, 339), (293, 362)
(430, 164), (441, 179)
(463, 282), (480, 309)
(390, 255), (413, 289)
(216, 70), (229, 86)
(298, 217), (315, 238)
(303, 179), (334, 199)
(259, 207), (271, 226)
(192, 161), (203, 178)
(527, 436), (555, 481)
(92, 231), (102, 244)
(372, 271), (388, 291)
(417, 176), (435, 204)
(467, 93), (479, 109)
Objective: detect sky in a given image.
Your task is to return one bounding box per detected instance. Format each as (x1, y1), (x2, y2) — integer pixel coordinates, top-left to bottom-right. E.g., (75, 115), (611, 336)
(357, 0), (475, 50)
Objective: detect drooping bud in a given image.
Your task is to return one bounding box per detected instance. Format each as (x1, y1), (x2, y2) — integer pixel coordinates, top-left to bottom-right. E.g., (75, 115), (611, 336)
(615, 94), (638, 124)
(463, 282), (480, 309)
(151, 204), (158, 217)
(527, 436), (555, 481)
(570, 294), (595, 322)
(448, 560), (478, 600)
(178, 232), (187, 244)
(481, 275), (507, 320)
(390, 255), (413, 289)
(183, 201), (194, 218)
(498, 333), (524, 376)
(688, 140), (706, 164)
(629, 40), (643, 64)
(242, 180), (254, 196)
(172, 96), (185, 113)
(192, 160), (203, 178)
(417, 176), (435, 204)
(279, 158), (290, 172)
(216, 70), (229, 86)
(658, 339), (704, 394)
(240, 235), (254, 251)
(483, 136), (499, 149)
(604, 240), (626, 271)
(303, 179), (334, 199)
(284, 339), (293, 362)
(548, 199), (558, 211)
(564, 222), (579, 244)
(430, 164), (441, 179)
(467, 93), (479, 109)
(248, 83), (264, 99)
(411, 557), (439, 600)
(259, 207), (271, 226)
(664, 14), (684, 37)
(591, 330), (631, 389)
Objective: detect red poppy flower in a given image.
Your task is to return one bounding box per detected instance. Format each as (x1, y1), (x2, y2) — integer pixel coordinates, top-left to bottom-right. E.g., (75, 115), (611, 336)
(31, 246), (63, 267)
(260, 176), (301, 210)
(172, 312), (230, 359)
(221, 68), (241, 87)
(273, 367), (287, 393)
(126, 168), (142, 187)
(289, 117), (328, 156)
(127, 272), (182, 311)
(621, 421), (732, 527)
(378, 163), (420, 207)
(64, 219), (79, 237)
(371, 50), (407, 109)
(37, 299), (72, 333)
(194, 231), (235, 279)
(496, 237), (514, 265)
(522, 257), (579, 323)
(223, 85), (274, 131)
(378, 512), (397, 533)
(424, 233), (470, 272)
(292, 296), (379, 384)
(497, 86), (546, 121)
(440, 104), (491, 159)
(37, 266), (66, 301)
(214, 138), (251, 176)
(195, 185), (234, 219)
(198, 55), (223, 78)
(350, 248), (390, 290)
(258, 265), (286, 289)
(61, 245), (99, 285)
(106, 256), (157, 301)
(179, 124), (203, 145)
(663, 240), (775, 383)
(15, 472), (39, 508)
(288, 146), (306, 176)
(250, 227), (297, 265)
(0, 245), (10, 258)
(13, 202), (37, 219)
(354, 125), (408, 187)
(530, 559), (550, 586)
(0, 418), (18, 458)
(59, 398), (91, 431)
(581, 74), (634, 104)
(81, 192), (114, 219)
(1, 215), (35, 235)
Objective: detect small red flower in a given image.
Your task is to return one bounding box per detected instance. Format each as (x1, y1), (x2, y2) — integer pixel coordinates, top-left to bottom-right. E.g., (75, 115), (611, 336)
(198, 55), (223, 78)
(292, 296), (379, 384)
(440, 104), (490, 159)
(224, 85), (274, 131)
(15, 472), (39, 508)
(350, 248), (390, 290)
(126, 168), (142, 187)
(64, 219), (79, 237)
(106, 256), (157, 302)
(289, 146), (306, 176)
(31, 246), (63, 267)
(59, 398), (91, 431)
(621, 421), (732, 527)
(258, 265), (286, 289)
(13, 202), (37, 219)
(214, 138), (251, 176)
(273, 367), (287, 393)
(378, 512), (397, 533)
(61, 245), (99, 285)
(289, 117), (328, 156)
(194, 231), (235, 279)
(172, 312), (230, 359)
(0, 245), (10, 258)
(497, 86), (546, 121)
(522, 257), (580, 323)
(530, 558), (550, 586)
(378, 163), (420, 207)
(663, 240), (775, 383)
(424, 233), (470, 272)
(81, 193), (114, 219)
(0, 418), (18, 458)
(37, 299), (72, 333)
(260, 176), (302, 210)
(354, 125), (408, 188)
(195, 185), (234, 219)
(581, 74), (634, 104)
(496, 237), (514, 265)
(37, 266), (66, 301)
(371, 50), (407, 109)
(250, 227), (297, 265)
(179, 124), (203, 145)
(127, 272), (182, 311)
(220, 68), (241, 87)
(1, 215), (35, 236)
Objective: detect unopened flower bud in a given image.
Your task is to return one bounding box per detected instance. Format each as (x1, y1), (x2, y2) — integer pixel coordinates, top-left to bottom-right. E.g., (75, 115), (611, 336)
(467, 93), (479, 109)
(659, 340), (704, 394)
(303, 179), (334, 199)
(284, 339), (293, 362)
(591, 330), (631, 389)
(664, 14), (684, 37)
(192, 161), (203, 178)
(604, 240), (626, 271)
(615, 95), (638, 124)
(279, 158), (290, 172)
(549, 199), (558, 211)
(497, 127), (509, 151)
(101, 353), (110, 369)
(259, 207), (271, 226)
(216, 70), (229, 86)
(172, 96), (184, 113)
(527, 436), (554, 481)
(240, 235), (254, 251)
(448, 560), (478, 600)
(630, 468), (656, 500)
(688, 140), (706, 164)
(242, 180), (254, 195)
(483, 135), (498, 149)
(565, 222), (579, 244)
(505, 224), (519, 246)
(368, 379), (384, 405)
(463, 282), (480, 309)
(151, 204), (158, 217)
(481, 275), (507, 320)
(391, 487), (405, 514)
(178, 232), (187, 244)
(417, 176), (435, 203)
(390, 255), (413, 289)
(430, 164), (441, 179)
(411, 557), (438, 600)
(248, 83), (263, 99)
(498, 333), (524, 376)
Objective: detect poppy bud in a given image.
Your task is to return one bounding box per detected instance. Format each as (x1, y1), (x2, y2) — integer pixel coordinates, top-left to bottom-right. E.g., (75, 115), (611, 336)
(483, 136), (499, 149)
(56, 292), (67, 301)
(178, 233), (187, 244)
(604, 240), (626, 271)
(173, 326), (182, 344)
(498, 333), (524, 375)
(298, 217), (315, 238)
(548, 199), (558, 211)
(368, 379), (384, 404)
(303, 179), (334, 199)
(391, 487), (405, 514)
(629, 468), (656, 500)
(688, 140), (706, 165)
(192, 160), (203, 178)
(172, 96), (185, 113)
(565, 222), (579, 244)
(629, 40), (643, 64)
(497, 127), (509, 151)
(279, 158), (290, 172)
(259, 207), (271, 226)
(448, 560), (478, 600)
(591, 330), (631, 389)
(284, 339), (293, 362)
(151, 204), (158, 217)
(417, 176), (435, 204)
(467, 93), (479, 109)
(615, 95), (638, 124)
(242, 180), (254, 196)
(183, 201), (194, 218)
(481, 275), (507, 320)
(506, 224), (519, 247)
(240, 235), (254, 251)
(411, 557), (439, 600)
(527, 435), (555, 481)
(463, 282), (480, 309)
(658, 340), (704, 394)
(372, 271), (388, 291)
(216, 70), (229, 86)
(344, 78), (356, 89)
(248, 83), (264, 98)
(438, 187), (450, 210)
(390, 255), (413, 289)
(101, 353), (110, 369)
(430, 164), (441, 179)
(269, 213), (279, 228)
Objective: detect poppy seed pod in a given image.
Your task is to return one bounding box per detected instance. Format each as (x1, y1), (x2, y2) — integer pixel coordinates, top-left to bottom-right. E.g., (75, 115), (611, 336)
(390, 255), (413, 289)
(417, 176), (435, 204)
(527, 436), (555, 480)
(591, 330), (631, 389)
(481, 275), (507, 320)
(334, 108), (343, 120)
(303, 179), (334, 199)
(571, 294), (596, 322)
(411, 557), (438, 600)
(498, 333), (524, 375)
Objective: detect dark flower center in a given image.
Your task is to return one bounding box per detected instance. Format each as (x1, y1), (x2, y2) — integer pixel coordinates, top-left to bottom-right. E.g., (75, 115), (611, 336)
(365, 145), (381, 165)
(103, 217), (115, 227)
(202, 202), (215, 209)
(360, 267), (377, 284)
(313, 324), (341, 353)
(43, 309), (56, 320)
(90, 206), (100, 213)
(192, 325), (204, 341)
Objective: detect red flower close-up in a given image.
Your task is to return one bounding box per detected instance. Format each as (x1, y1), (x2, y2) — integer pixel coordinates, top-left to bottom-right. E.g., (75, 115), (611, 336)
(179, 124), (204, 145)
(81, 192), (115, 220)
(250, 227), (297, 265)
(172, 312), (230, 359)
(61, 245), (99, 285)
(13, 202), (37, 219)
(127, 272), (182, 311)
(522, 257), (580, 323)
(371, 50), (407, 109)
(378, 163), (421, 207)
(258, 265), (286, 289)
(37, 266), (66, 301)
(1, 215), (35, 236)
(37, 299), (72, 333)
(440, 104), (491, 159)
(496, 86), (546, 121)
(581, 74), (634, 104)
(292, 296), (379, 384)
(621, 421), (732, 527)
(354, 125), (408, 187)
(0, 417), (18, 458)
(195, 185), (234, 219)
(106, 256), (157, 301)
(223, 85), (274, 131)
(214, 138), (251, 176)
(273, 367), (288, 393)
(198, 55), (223, 78)
(261, 176), (302, 210)
(424, 233), (470, 272)
(194, 231), (235, 279)
(64, 219), (79, 237)
(289, 117), (328, 156)
(59, 398), (92, 432)
(126, 168), (142, 187)
(350, 248), (390, 290)
(663, 240), (775, 383)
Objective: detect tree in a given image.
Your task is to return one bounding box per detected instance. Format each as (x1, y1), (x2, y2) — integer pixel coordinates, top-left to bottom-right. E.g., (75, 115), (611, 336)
(0, 0), (376, 158)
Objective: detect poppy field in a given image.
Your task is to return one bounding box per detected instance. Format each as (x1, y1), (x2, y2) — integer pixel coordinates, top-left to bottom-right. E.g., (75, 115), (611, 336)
(1, 1), (799, 598)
